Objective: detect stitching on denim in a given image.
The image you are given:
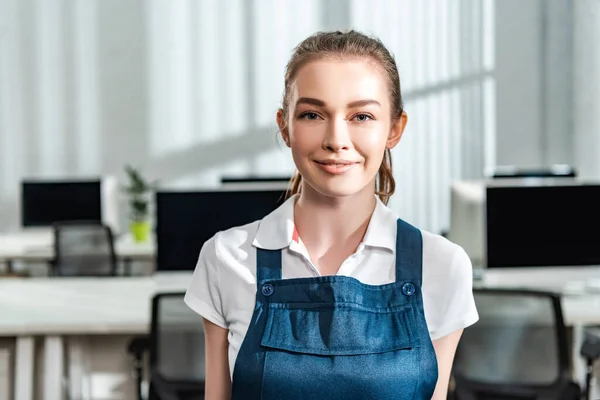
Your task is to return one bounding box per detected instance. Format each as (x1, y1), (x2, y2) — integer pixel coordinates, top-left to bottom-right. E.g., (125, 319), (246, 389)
(267, 302), (413, 313)
(262, 340), (417, 355)
(263, 275), (423, 291)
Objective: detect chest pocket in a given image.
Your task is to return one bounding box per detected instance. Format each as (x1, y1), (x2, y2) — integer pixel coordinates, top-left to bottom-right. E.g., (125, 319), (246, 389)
(260, 302), (421, 356)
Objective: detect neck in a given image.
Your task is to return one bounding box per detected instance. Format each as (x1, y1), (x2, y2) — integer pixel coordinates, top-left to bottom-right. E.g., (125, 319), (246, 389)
(294, 183), (377, 254)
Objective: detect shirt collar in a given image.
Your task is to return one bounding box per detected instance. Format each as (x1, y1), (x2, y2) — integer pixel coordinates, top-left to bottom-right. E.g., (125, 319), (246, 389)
(362, 196), (397, 252)
(252, 194), (397, 252)
(252, 194), (298, 250)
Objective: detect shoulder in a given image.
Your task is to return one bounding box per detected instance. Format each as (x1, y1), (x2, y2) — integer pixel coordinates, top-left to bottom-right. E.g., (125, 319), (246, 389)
(420, 229), (471, 274)
(419, 229), (478, 339)
(186, 220), (261, 327)
(202, 220), (261, 266)
(391, 215), (472, 282)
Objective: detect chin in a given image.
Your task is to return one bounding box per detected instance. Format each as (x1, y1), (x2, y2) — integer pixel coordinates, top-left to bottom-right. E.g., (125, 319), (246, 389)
(303, 175), (372, 199)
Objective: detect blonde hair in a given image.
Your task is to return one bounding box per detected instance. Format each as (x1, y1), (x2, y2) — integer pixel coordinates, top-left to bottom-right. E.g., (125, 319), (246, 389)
(281, 30), (403, 205)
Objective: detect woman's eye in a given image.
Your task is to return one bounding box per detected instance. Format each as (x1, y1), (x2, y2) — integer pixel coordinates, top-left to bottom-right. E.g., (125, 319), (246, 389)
(300, 112), (320, 120)
(354, 114), (373, 122)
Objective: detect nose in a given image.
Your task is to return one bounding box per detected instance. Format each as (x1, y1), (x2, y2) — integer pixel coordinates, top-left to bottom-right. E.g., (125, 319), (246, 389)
(322, 117), (350, 152)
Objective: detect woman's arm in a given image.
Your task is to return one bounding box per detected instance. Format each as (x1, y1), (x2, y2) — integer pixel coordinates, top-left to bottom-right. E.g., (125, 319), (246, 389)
(203, 318), (231, 400)
(431, 329), (463, 400)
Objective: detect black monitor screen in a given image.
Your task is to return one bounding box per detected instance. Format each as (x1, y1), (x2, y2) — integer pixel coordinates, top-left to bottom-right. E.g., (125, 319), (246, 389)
(486, 185), (600, 268)
(21, 180), (102, 227)
(156, 190), (287, 271)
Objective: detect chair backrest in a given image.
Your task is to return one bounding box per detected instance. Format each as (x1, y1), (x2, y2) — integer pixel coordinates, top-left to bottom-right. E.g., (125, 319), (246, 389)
(53, 221), (117, 276)
(150, 292), (205, 399)
(453, 288), (572, 399)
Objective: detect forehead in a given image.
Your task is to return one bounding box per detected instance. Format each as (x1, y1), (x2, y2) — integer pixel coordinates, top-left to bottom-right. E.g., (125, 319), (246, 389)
(290, 59), (389, 106)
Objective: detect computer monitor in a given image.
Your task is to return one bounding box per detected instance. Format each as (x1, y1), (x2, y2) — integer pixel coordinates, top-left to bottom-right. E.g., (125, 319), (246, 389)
(486, 184), (600, 268)
(21, 179), (104, 227)
(486, 165), (577, 179)
(155, 189), (287, 271)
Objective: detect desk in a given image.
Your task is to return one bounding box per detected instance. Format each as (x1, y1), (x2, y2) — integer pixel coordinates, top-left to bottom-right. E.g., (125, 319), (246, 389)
(0, 273), (190, 400)
(0, 229), (155, 274)
(1, 271), (599, 400)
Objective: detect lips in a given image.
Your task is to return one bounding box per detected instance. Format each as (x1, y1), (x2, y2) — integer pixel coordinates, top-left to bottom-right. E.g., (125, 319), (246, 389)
(315, 160), (358, 166)
(314, 160), (359, 175)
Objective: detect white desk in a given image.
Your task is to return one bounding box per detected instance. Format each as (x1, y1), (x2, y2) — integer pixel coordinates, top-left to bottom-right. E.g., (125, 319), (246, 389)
(0, 229), (155, 274)
(1, 271), (599, 400)
(0, 273), (191, 400)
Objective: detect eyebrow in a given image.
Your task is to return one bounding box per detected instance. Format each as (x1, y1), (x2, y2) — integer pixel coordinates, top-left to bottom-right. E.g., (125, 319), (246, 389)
(347, 99), (381, 108)
(296, 97), (381, 108)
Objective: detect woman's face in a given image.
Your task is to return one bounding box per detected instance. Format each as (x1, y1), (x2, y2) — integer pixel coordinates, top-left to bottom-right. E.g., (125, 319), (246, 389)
(278, 58), (407, 199)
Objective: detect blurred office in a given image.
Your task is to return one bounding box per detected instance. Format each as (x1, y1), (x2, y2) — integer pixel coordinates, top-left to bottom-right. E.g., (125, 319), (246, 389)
(0, 0), (599, 399)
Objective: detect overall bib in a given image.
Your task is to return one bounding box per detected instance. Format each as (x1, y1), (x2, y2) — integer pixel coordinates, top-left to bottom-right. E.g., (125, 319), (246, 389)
(231, 218), (438, 399)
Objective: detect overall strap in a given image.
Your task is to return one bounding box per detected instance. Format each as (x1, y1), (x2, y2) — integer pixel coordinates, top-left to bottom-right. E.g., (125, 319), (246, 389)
(395, 218), (424, 283)
(256, 248), (282, 285)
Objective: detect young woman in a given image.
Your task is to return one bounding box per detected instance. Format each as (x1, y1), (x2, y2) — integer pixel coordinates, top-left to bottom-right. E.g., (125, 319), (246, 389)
(185, 30), (479, 400)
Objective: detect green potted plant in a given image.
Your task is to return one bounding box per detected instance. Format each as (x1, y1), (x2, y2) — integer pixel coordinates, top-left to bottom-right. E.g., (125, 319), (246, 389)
(123, 165), (155, 242)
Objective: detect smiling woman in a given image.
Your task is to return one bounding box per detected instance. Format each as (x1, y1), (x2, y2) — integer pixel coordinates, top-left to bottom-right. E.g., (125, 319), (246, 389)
(279, 34), (404, 206)
(278, 55), (405, 202)
(185, 30), (478, 400)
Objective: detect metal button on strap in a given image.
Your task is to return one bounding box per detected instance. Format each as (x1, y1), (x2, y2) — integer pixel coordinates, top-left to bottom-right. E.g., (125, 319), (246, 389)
(262, 284), (274, 296)
(402, 282), (416, 296)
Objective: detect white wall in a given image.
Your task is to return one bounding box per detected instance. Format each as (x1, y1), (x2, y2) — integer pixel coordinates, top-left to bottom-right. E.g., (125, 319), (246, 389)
(574, 0), (600, 179)
(495, 0), (599, 177)
(495, 0), (544, 168)
(544, 0), (575, 166)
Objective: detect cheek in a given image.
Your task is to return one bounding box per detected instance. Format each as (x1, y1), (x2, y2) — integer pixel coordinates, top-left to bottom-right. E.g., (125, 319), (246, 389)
(352, 128), (389, 161)
(289, 124), (324, 154)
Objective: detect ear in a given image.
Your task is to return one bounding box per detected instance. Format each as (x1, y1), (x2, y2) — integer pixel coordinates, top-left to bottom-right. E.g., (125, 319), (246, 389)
(386, 111), (407, 149)
(276, 109), (290, 148)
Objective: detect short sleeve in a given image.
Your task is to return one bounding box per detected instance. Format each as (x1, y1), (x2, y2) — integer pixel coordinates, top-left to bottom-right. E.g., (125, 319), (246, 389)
(423, 245), (479, 340)
(184, 236), (228, 329)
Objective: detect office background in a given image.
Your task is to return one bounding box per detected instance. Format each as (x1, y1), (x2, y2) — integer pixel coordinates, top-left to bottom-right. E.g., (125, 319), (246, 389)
(1, 0), (598, 236)
(1, 1), (600, 400)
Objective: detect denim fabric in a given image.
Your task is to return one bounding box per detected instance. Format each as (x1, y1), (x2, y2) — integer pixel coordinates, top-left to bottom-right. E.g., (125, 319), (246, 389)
(231, 218), (438, 399)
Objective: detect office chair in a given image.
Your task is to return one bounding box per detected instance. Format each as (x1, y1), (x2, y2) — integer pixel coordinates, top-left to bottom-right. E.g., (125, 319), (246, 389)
(128, 292), (205, 400)
(580, 327), (600, 400)
(51, 221), (117, 276)
(453, 288), (582, 400)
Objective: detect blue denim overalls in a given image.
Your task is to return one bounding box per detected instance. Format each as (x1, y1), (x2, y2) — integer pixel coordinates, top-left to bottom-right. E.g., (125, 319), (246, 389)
(231, 218), (438, 399)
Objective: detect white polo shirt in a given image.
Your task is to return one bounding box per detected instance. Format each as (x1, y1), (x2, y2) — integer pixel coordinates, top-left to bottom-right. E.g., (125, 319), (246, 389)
(184, 194), (479, 378)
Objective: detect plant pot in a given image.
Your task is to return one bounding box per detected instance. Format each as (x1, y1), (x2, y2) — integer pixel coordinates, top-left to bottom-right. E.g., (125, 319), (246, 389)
(130, 221), (150, 243)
